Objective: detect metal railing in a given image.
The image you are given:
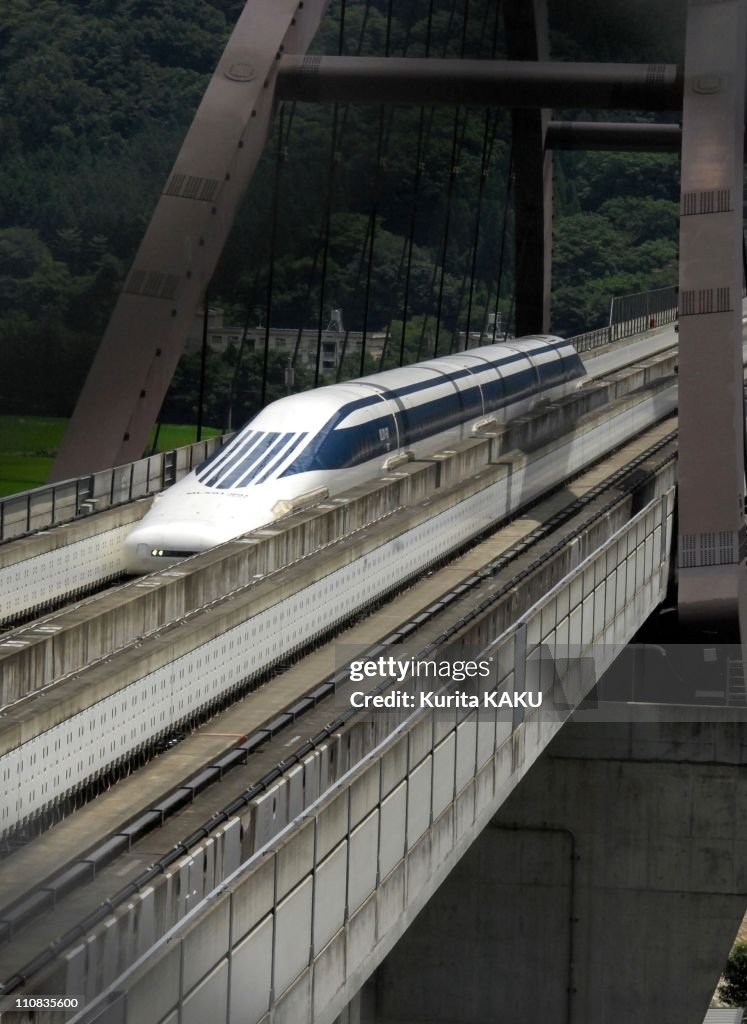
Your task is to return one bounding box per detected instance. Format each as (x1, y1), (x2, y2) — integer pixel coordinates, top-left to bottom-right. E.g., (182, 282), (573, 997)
(571, 285), (678, 352)
(0, 434), (229, 544)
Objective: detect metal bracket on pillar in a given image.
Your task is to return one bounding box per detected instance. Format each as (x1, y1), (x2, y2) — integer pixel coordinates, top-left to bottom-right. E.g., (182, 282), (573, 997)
(50, 0), (330, 481)
(677, 0), (747, 637)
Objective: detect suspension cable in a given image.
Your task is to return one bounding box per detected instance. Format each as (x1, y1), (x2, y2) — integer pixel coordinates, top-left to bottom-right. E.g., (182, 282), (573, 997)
(491, 138), (514, 342)
(456, 0), (502, 351)
(414, 0), (461, 361)
(433, 104), (464, 358)
(261, 106), (286, 406)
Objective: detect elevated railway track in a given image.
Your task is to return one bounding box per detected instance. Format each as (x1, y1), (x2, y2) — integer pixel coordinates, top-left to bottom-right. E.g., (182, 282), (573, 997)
(0, 412), (678, 1005)
(0, 323), (730, 1013)
(0, 326), (681, 629)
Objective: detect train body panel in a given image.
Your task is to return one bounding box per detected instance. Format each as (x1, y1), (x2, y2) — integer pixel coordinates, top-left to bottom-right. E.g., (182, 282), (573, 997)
(123, 336), (585, 572)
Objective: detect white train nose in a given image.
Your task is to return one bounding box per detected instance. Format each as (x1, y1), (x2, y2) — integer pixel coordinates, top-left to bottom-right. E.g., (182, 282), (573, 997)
(123, 520), (226, 574)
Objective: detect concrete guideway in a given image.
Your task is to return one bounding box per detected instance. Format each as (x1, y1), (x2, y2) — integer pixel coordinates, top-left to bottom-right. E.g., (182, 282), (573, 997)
(0, 502), (145, 627)
(0, 344), (678, 697)
(37, 475), (674, 1024)
(0, 417), (677, 985)
(0, 324), (682, 628)
(0, 369), (678, 840)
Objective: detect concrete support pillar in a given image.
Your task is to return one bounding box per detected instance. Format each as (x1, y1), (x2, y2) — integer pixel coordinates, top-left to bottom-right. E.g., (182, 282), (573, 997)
(368, 717), (747, 1024)
(676, 0), (747, 635)
(503, 0), (552, 336)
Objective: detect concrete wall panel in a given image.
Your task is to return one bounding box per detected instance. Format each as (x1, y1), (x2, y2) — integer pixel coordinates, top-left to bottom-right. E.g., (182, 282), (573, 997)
(582, 594), (594, 645)
(407, 831), (432, 896)
(64, 942), (86, 1005)
(569, 604), (582, 646)
(133, 887), (155, 957)
(431, 733), (456, 819)
(407, 756), (432, 847)
(495, 715), (512, 750)
(276, 820), (314, 900)
(476, 714), (496, 768)
(316, 790), (348, 862)
(475, 759), (494, 818)
(182, 959), (228, 1024)
(455, 720), (477, 793)
(97, 915), (119, 992)
(455, 779), (476, 839)
(302, 752), (321, 806)
(433, 709), (456, 744)
(115, 902), (136, 982)
(313, 841), (347, 952)
(317, 741), (334, 792)
(594, 583), (606, 636)
(408, 718), (432, 770)
(312, 930), (346, 1019)
(273, 969), (312, 1024)
(229, 914), (272, 1024)
(431, 805), (455, 870)
(381, 736), (408, 797)
(187, 846), (205, 906)
(274, 876), (313, 997)
(348, 811), (379, 915)
(377, 861), (406, 935)
(253, 784), (286, 849)
(230, 854), (274, 944)
(379, 781), (406, 878)
(154, 871), (177, 937)
(350, 762), (380, 828)
(496, 634), (515, 684)
(346, 894), (377, 980)
(175, 859), (190, 921)
(217, 818), (241, 879)
(126, 945), (180, 1024)
(183, 899), (229, 993)
(286, 763), (305, 820)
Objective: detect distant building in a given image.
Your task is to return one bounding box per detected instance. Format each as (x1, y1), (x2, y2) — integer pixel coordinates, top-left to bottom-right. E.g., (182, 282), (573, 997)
(704, 1010), (745, 1023)
(187, 308), (387, 379)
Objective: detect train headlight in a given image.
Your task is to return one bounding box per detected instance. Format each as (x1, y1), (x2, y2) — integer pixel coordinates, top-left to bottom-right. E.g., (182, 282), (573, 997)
(151, 548), (165, 557)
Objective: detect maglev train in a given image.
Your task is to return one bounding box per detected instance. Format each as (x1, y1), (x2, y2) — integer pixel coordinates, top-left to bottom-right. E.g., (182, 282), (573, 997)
(123, 335), (586, 573)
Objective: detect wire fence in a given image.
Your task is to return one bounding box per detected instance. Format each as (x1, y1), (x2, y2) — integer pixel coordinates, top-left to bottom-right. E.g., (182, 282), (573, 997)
(571, 285), (678, 352)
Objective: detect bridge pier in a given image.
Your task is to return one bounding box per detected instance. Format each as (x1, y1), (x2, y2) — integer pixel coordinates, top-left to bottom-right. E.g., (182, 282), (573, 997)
(364, 714), (747, 1024)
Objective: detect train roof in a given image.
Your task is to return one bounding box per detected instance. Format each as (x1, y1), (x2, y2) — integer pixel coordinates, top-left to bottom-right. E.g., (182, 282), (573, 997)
(243, 335), (575, 436)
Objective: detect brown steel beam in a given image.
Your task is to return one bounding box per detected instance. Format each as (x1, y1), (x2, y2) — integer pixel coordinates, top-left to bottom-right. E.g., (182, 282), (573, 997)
(50, 0), (330, 481)
(546, 120), (682, 152)
(276, 56), (683, 111)
(677, 0), (747, 637)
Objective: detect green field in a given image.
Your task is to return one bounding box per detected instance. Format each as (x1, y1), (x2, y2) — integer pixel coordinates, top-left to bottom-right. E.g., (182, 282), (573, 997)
(0, 417), (221, 498)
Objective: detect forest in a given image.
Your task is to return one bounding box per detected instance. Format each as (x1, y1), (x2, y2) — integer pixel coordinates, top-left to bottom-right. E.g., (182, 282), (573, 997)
(0, 0), (684, 432)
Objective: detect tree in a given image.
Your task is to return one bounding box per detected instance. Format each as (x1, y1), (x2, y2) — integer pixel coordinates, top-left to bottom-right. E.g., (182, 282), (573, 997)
(719, 941), (747, 1007)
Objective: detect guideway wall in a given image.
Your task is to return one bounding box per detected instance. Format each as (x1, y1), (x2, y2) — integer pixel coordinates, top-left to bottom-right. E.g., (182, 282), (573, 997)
(372, 713), (747, 1024)
(40, 481), (673, 1024)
